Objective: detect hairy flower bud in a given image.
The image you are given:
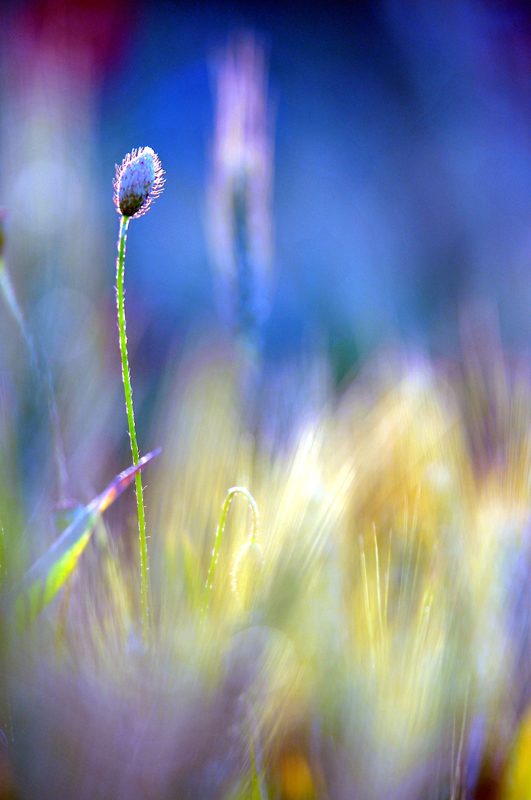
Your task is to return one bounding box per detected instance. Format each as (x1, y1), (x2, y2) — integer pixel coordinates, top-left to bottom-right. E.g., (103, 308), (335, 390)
(114, 147), (165, 218)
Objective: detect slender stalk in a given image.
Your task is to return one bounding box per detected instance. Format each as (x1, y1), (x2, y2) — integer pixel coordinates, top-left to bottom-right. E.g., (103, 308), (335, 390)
(116, 215), (150, 643)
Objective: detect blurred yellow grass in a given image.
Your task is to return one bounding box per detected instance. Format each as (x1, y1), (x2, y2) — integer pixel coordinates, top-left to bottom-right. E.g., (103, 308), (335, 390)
(8, 338), (531, 799)
(503, 702), (531, 799)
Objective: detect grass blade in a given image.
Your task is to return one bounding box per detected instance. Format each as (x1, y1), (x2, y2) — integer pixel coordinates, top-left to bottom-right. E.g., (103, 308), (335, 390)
(12, 448), (160, 626)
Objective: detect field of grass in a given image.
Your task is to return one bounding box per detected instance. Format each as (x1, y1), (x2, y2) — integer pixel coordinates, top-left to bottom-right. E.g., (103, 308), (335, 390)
(1, 14), (531, 800)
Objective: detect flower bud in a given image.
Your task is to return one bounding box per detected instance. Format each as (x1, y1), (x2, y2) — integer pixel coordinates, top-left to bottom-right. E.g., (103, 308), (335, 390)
(114, 147), (165, 218)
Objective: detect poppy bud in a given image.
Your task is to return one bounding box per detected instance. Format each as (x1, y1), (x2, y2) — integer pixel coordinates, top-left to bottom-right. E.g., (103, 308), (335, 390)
(114, 147), (165, 218)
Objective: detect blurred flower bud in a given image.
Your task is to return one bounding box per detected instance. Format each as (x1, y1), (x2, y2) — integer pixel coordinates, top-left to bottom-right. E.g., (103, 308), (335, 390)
(206, 33), (275, 341)
(114, 147), (165, 219)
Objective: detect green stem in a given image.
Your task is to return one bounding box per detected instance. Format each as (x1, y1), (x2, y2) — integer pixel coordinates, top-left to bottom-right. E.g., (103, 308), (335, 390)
(202, 486), (259, 618)
(116, 215), (150, 643)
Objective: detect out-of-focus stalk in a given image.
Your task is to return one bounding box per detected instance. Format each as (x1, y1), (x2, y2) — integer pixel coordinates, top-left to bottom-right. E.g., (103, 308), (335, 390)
(206, 33), (275, 352)
(0, 208), (70, 509)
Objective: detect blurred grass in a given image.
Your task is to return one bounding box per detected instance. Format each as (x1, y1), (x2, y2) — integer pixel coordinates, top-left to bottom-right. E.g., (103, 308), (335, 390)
(3, 286), (531, 799)
(2, 5), (531, 799)
(3, 333), (526, 798)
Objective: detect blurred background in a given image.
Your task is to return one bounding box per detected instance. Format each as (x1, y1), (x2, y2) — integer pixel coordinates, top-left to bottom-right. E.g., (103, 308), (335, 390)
(1, 0), (531, 508)
(5, 6), (531, 797)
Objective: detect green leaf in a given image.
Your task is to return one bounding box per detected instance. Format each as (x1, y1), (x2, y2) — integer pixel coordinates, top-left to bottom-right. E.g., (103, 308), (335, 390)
(12, 448), (160, 626)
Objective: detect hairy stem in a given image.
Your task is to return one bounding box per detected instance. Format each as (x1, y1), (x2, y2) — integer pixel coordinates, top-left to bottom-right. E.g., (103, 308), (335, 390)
(116, 215), (150, 643)
(202, 486), (259, 618)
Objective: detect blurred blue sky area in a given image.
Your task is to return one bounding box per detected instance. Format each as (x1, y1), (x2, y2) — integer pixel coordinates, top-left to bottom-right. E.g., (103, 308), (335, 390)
(3, 0), (531, 375)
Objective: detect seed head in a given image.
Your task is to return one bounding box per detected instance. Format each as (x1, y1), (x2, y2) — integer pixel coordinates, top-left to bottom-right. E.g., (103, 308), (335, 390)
(114, 147), (165, 218)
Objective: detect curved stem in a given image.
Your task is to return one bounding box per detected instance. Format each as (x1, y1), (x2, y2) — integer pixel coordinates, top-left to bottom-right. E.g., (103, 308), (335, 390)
(202, 486), (259, 618)
(116, 215), (150, 643)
